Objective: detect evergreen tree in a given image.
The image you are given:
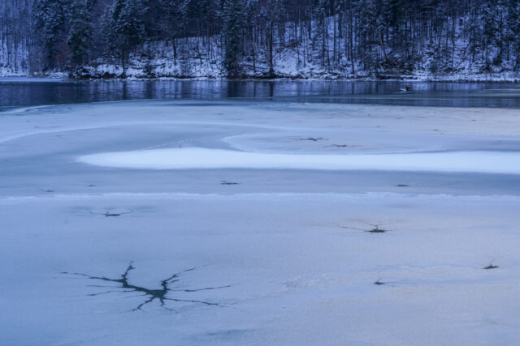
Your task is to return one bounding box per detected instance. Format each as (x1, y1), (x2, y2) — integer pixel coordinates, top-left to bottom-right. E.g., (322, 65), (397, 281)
(105, 0), (147, 75)
(157, 0), (182, 58)
(32, 0), (67, 70)
(505, 0), (520, 68)
(221, 0), (244, 77)
(68, 0), (94, 68)
(354, 0), (382, 75)
(313, 0), (330, 67)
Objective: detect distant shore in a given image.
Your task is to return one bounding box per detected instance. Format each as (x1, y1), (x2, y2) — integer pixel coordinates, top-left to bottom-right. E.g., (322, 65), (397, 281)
(2, 72), (520, 83)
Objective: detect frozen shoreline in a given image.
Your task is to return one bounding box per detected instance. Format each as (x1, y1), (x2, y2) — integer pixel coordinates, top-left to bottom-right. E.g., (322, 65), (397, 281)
(2, 74), (520, 82)
(0, 76), (68, 82)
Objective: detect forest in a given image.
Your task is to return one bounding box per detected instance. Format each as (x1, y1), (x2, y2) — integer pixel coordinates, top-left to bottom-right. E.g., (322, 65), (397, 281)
(1, 0), (520, 79)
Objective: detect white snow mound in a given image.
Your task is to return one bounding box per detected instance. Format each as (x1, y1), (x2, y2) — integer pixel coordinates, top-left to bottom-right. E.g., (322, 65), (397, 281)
(79, 148), (520, 174)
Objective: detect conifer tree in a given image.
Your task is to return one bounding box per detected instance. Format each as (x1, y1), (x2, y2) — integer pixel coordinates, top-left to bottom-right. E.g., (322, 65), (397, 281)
(221, 0), (244, 77)
(68, 0), (94, 68)
(32, 0), (67, 70)
(105, 0), (147, 75)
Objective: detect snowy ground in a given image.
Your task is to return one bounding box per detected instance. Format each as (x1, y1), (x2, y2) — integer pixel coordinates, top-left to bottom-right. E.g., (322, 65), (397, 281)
(0, 77), (67, 82)
(1, 101), (520, 345)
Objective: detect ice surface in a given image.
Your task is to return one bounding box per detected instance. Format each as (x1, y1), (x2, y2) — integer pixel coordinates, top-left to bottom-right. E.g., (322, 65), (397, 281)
(1, 100), (520, 345)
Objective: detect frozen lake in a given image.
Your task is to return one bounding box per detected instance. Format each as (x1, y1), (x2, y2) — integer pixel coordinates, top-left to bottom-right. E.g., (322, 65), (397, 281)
(1, 85), (520, 345)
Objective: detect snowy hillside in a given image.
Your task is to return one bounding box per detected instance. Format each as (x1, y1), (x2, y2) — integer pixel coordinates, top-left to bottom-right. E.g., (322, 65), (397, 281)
(3, 0), (520, 81)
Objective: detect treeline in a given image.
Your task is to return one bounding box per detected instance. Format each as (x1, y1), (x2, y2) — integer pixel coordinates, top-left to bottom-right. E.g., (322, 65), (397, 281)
(0, 0), (32, 73)
(2, 0), (520, 78)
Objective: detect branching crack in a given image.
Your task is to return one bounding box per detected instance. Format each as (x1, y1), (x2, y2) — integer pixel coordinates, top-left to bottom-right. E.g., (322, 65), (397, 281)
(62, 262), (230, 312)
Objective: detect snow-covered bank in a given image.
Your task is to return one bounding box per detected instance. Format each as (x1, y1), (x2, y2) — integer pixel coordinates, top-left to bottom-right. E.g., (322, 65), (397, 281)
(1, 101), (520, 345)
(4, 67), (520, 82)
(0, 76), (67, 82)
(18, 70), (520, 82)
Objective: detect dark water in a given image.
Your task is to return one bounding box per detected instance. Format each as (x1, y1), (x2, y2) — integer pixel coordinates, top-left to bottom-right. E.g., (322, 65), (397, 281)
(2, 78), (520, 111)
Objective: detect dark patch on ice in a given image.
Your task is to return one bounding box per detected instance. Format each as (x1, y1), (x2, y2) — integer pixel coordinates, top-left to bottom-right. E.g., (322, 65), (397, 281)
(300, 137), (325, 142)
(90, 210), (134, 217)
(396, 184), (409, 187)
(340, 223), (393, 234)
(87, 208), (137, 217)
(327, 144), (361, 149)
(104, 212), (126, 217)
(204, 329), (252, 339)
(221, 180), (239, 185)
(483, 261), (499, 270)
(71, 206), (154, 218)
(374, 278), (385, 285)
(366, 225), (389, 233)
(189, 328), (258, 343)
(62, 262), (230, 312)
(41, 189), (55, 193)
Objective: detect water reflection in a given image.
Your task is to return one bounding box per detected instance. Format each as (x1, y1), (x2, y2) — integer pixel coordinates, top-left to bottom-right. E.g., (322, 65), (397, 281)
(1, 79), (520, 111)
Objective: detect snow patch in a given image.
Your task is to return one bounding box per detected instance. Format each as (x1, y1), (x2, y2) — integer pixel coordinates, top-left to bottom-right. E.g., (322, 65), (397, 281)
(79, 148), (520, 174)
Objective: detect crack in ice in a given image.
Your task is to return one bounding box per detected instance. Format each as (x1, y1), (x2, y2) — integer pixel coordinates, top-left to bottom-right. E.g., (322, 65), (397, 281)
(63, 262), (230, 312)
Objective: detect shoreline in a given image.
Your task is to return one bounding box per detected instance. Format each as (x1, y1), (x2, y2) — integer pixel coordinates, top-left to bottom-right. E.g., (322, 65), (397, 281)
(2, 74), (520, 83)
